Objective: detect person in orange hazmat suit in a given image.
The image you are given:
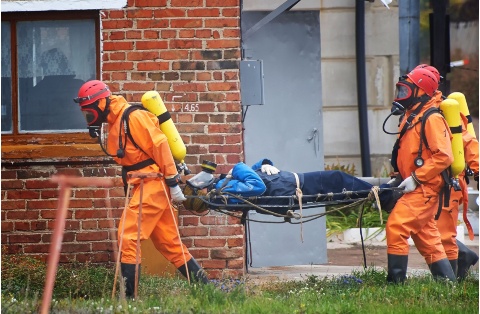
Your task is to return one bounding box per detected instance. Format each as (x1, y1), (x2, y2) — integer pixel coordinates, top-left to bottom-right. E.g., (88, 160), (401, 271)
(436, 113), (479, 279)
(385, 68), (456, 283)
(414, 64), (479, 280)
(74, 80), (208, 298)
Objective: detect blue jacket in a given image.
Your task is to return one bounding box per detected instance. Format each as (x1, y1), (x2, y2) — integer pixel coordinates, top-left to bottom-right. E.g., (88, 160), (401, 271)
(215, 162), (266, 202)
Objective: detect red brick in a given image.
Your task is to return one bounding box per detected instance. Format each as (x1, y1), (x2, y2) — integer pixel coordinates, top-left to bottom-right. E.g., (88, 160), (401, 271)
(179, 29), (195, 38)
(126, 9), (154, 18)
(188, 248), (210, 259)
(137, 19), (169, 29)
(136, 41), (168, 50)
(9, 234), (41, 243)
(14, 221), (30, 231)
(75, 209), (109, 219)
(103, 42), (134, 51)
(227, 237), (243, 248)
(206, 39), (240, 49)
(40, 209), (72, 219)
(6, 210), (39, 220)
(196, 29), (212, 38)
(144, 30), (160, 39)
(182, 216), (199, 226)
(2, 221), (13, 232)
(154, 8), (185, 18)
(31, 221), (47, 231)
(187, 8), (220, 17)
(137, 62), (170, 71)
(206, 0), (239, 6)
(107, 10), (125, 18)
(210, 226), (243, 236)
(2, 180), (24, 190)
(211, 248), (243, 259)
(135, 0), (167, 6)
(2, 200), (26, 210)
(171, 0), (203, 6)
(202, 259), (226, 269)
(92, 241), (115, 251)
(76, 231), (109, 241)
(108, 31), (125, 40)
(200, 215), (227, 225)
(222, 8), (240, 17)
(109, 52), (126, 61)
(194, 238), (225, 247)
(40, 190), (59, 199)
(82, 220), (98, 229)
(227, 258), (245, 269)
(1, 170), (17, 179)
(170, 40), (202, 49)
(61, 243), (91, 253)
(23, 244), (50, 253)
(160, 50), (189, 60)
(205, 18), (239, 28)
(102, 20), (134, 30)
(102, 62), (134, 71)
(180, 226), (209, 237)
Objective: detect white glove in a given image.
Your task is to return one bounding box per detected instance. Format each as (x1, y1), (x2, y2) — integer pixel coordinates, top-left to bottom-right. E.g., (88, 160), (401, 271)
(227, 168), (233, 178)
(170, 185), (187, 203)
(398, 176), (417, 193)
(261, 164), (280, 175)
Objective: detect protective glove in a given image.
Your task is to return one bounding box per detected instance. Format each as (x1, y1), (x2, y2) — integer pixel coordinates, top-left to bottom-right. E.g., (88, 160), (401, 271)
(227, 168), (233, 178)
(261, 164), (280, 175)
(170, 185), (187, 203)
(398, 176), (417, 193)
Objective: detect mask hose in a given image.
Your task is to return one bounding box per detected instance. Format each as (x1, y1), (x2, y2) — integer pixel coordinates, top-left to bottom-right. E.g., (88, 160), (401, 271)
(382, 102), (405, 135)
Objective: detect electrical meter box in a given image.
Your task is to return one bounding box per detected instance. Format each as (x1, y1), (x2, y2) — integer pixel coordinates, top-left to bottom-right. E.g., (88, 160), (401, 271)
(240, 60), (265, 106)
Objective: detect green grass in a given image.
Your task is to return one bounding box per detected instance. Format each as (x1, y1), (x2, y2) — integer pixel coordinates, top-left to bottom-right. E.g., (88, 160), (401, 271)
(1, 252), (478, 314)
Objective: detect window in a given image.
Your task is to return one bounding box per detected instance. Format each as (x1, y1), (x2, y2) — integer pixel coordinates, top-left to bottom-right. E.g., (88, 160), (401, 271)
(1, 11), (102, 159)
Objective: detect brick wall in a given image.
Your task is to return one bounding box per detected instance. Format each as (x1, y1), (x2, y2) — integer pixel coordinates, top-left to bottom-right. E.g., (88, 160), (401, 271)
(1, 0), (245, 279)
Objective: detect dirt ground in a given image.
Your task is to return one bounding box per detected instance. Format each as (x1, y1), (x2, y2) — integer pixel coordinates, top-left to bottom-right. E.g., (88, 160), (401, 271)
(327, 242), (479, 271)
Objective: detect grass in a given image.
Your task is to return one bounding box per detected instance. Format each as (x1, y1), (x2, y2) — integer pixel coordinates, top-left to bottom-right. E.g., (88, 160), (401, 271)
(1, 252), (478, 313)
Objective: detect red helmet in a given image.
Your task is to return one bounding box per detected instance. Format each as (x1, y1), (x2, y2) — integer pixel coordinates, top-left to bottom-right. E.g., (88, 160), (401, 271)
(406, 68), (438, 97)
(414, 64), (442, 83)
(74, 80), (111, 107)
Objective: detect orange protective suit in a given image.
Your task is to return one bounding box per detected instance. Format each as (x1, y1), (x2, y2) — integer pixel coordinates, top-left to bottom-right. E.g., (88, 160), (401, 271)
(386, 90), (454, 264)
(436, 113), (479, 260)
(102, 95), (192, 267)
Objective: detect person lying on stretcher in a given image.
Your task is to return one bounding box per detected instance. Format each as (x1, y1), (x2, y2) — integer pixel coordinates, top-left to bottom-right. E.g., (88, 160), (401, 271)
(183, 159), (400, 214)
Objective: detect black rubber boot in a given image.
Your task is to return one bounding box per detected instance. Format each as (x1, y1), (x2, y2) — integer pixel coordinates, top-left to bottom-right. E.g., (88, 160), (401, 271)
(449, 259), (458, 277)
(457, 239), (479, 281)
(429, 258), (456, 282)
(121, 263), (140, 298)
(386, 254), (408, 283)
(177, 258), (209, 284)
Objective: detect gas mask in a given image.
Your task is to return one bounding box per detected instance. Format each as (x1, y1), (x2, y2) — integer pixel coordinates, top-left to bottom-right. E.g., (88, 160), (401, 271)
(394, 77), (420, 110)
(81, 99), (110, 138)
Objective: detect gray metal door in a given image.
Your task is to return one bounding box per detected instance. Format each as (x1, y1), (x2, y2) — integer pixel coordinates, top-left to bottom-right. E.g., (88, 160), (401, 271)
(241, 11), (326, 267)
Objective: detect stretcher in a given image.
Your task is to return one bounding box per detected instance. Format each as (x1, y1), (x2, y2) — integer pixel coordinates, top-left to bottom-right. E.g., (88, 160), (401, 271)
(183, 186), (400, 222)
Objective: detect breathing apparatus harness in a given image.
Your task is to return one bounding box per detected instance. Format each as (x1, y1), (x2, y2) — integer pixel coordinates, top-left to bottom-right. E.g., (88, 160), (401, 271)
(385, 98), (453, 220)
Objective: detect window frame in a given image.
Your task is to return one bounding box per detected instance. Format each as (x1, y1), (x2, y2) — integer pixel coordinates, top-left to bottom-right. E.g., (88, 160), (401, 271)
(1, 10), (103, 159)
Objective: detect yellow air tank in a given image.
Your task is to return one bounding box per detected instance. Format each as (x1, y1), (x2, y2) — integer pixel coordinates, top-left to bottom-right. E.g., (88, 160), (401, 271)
(440, 98), (465, 178)
(447, 92), (477, 138)
(141, 91), (187, 163)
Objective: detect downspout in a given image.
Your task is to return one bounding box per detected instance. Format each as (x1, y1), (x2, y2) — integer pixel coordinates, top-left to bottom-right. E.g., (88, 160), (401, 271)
(356, 1), (372, 177)
(399, 0), (420, 74)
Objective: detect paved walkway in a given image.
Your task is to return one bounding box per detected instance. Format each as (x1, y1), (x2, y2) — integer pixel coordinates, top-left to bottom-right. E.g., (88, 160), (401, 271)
(245, 236), (479, 283)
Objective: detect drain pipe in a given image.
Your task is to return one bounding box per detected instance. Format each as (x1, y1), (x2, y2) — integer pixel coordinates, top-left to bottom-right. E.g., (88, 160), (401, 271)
(355, 1), (372, 177)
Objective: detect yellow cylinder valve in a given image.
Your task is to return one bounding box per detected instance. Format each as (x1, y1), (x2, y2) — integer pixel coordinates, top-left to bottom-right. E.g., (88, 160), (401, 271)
(141, 91), (187, 163)
(440, 98), (465, 178)
(447, 92), (476, 138)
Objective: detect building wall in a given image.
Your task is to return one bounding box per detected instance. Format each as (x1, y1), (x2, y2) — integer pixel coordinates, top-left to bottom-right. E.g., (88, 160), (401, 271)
(1, 0), (246, 279)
